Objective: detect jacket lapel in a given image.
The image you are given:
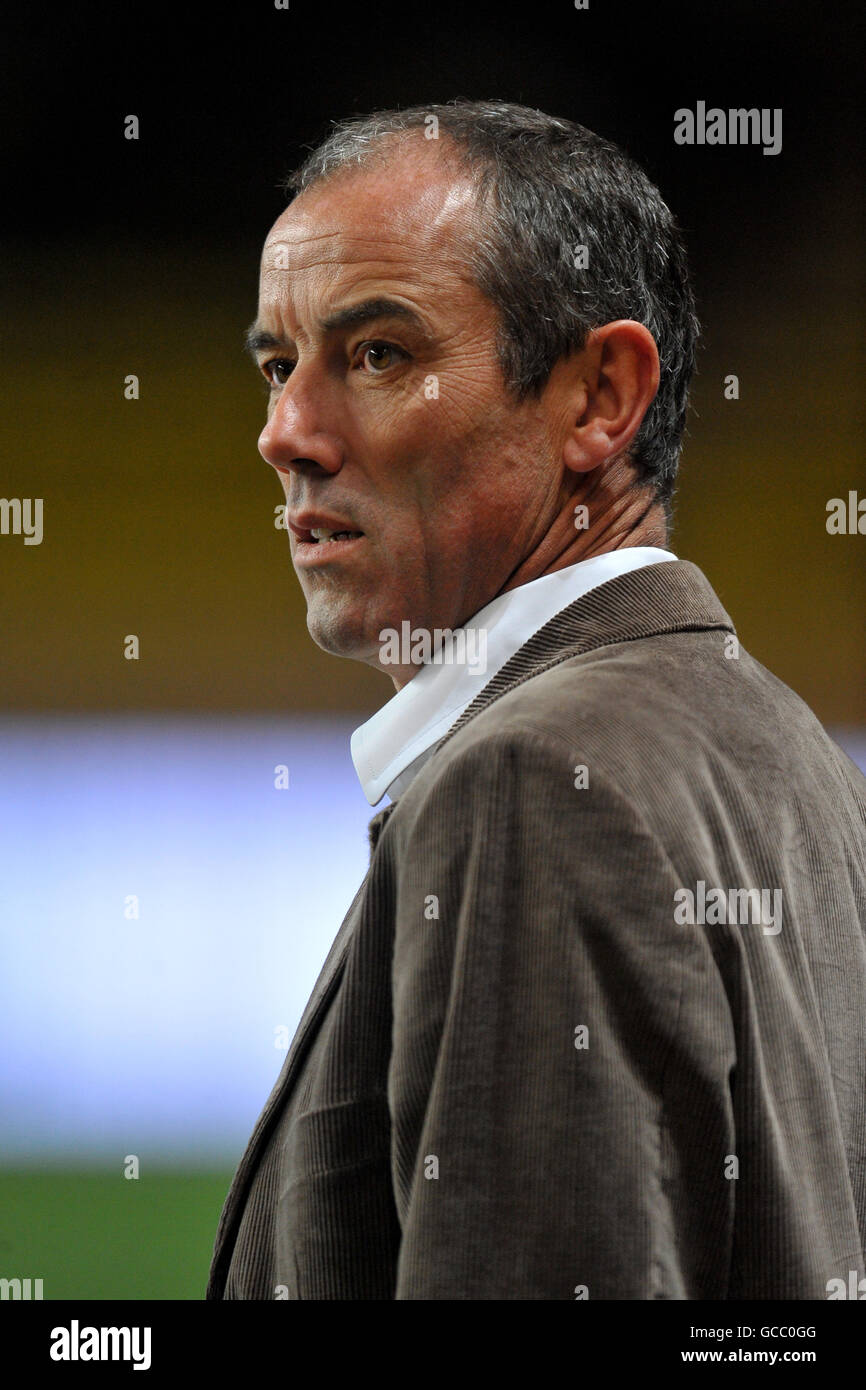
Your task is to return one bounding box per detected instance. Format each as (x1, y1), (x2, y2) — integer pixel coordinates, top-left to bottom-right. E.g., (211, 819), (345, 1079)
(207, 867), (371, 1294)
(209, 802), (400, 1292)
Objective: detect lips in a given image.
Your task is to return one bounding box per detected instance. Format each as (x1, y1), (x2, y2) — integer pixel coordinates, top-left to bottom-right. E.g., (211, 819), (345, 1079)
(291, 532), (366, 566)
(308, 527), (364, 544)
(287, 512), (365, 544)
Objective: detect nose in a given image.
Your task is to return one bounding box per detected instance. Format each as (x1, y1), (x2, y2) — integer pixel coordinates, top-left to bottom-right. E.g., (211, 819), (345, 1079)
(258, 368), (344, 478)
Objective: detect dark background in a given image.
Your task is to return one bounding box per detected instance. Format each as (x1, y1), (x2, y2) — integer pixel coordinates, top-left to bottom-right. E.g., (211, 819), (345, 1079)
(1, 0), (863, 719)
(1, 0), (863, 1303)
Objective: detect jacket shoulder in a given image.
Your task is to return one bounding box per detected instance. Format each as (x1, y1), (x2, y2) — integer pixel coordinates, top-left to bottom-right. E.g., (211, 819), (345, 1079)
(394, 624), (866, 852)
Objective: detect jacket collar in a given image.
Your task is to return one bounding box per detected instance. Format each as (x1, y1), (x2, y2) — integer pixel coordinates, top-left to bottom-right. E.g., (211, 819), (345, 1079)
(367, 559), (733, 850)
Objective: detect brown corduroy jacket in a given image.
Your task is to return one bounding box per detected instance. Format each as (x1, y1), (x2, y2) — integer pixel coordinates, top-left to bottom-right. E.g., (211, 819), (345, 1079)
(207, 559), (866, 1300)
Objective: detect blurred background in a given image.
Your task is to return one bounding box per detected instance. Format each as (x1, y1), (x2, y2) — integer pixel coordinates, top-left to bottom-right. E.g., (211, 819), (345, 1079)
(1, 0), (863, 1297)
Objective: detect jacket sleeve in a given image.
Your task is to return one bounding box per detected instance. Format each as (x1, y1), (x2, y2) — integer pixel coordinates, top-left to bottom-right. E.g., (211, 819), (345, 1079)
(386, 726), (737, 1299)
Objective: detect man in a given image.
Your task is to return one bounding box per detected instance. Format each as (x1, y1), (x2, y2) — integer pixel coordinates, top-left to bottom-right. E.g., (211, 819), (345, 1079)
(207, 100), (866, 1300)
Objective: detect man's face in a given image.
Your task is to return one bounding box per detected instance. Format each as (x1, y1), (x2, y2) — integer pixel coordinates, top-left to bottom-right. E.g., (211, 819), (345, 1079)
(251, 140), (565, 686)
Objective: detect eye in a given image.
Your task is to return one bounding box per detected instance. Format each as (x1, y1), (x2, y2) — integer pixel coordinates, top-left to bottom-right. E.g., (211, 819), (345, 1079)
(261, 358), (295, 389)
(354, 341), (406, 374)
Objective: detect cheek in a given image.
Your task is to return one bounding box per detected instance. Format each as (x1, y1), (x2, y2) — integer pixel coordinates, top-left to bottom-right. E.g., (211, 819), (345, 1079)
(358, 407), (450, 518)
(358, 384), (528, 542)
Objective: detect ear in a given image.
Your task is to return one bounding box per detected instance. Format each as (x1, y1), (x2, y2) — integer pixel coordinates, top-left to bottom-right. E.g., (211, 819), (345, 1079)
(561, 321), (660, 475)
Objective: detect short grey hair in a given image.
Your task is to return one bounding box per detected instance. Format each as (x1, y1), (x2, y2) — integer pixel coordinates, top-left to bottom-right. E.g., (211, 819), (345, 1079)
(284, 99), (700, 511)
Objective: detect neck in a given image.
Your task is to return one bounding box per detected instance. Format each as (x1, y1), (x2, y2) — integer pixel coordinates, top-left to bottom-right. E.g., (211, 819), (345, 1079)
(381, 461), (669, 691)
(500, 459), (668, 597)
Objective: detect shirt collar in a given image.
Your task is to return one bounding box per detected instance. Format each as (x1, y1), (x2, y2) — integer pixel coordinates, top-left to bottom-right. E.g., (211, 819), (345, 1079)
(351, 547), (677, 806)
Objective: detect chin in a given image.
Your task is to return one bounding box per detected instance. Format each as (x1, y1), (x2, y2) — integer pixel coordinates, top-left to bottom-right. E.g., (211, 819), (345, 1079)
(305, 604), (380, 665)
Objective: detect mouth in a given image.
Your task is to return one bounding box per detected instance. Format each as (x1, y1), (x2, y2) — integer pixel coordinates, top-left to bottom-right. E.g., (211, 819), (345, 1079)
(292, 528), (366, 566)
(303, 526), (365, 545)
(286, 513), (366, 566)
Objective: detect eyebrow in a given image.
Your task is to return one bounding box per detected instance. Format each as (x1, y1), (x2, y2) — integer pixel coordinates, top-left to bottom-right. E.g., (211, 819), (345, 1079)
(244, 297), (427, 359)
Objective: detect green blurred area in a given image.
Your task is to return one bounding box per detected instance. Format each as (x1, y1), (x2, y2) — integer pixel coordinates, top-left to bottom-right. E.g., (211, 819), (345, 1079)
(0, 1170), (233, 1300)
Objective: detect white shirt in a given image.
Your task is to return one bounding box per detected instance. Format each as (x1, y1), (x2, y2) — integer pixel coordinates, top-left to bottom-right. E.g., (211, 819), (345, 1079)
(351, 547), (677, 806)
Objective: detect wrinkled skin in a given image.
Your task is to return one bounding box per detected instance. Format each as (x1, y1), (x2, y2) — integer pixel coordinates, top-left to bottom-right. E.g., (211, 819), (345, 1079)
(250, 136), (663, 688)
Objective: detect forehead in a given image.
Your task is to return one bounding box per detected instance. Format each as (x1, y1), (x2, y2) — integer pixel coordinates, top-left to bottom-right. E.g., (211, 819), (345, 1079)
(259, 144), (480, 313)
